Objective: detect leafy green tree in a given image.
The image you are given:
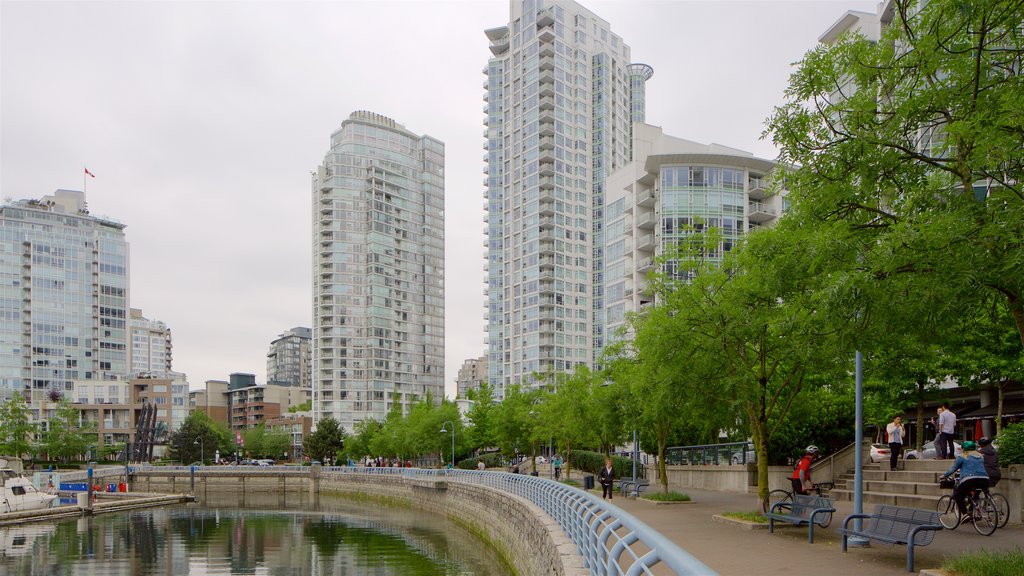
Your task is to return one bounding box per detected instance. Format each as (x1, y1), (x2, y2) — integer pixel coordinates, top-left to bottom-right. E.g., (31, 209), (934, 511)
(0, 393), (36, 459)
(44, 399), (95, 463)
(492, 384), (539, 462)
(288, 400), (312, 413)
(766, 0), (1024, 349)
(168, 411), (222, 464)
(305, 416), (345, 463)
(341, 418), (382, 463)
(465, 383), (498, 450)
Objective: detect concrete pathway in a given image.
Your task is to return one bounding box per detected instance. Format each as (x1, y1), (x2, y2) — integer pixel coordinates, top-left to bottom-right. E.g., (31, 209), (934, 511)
(585, 486), (1023, 576)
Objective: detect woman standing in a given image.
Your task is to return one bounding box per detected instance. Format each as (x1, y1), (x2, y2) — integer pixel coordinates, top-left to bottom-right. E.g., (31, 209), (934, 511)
(598, 458), (615, 500)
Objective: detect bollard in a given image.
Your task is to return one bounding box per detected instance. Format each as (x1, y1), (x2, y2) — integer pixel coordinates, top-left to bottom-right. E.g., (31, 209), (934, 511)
(86, 462), (95, 513)
(190, 465), (196, 494)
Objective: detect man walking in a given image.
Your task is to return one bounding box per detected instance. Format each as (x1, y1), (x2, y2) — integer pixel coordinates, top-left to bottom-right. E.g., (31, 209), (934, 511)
(933, 406), (948, 460)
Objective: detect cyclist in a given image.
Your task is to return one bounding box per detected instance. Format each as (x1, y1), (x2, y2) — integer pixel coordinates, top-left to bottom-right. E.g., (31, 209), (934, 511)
(977, 437), (1000, 487)
(791, 445), (819, 496)
(939, 440), (989, 518)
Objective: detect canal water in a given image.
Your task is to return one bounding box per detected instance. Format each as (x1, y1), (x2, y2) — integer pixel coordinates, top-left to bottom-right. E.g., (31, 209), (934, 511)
(0, 492), (514, 575)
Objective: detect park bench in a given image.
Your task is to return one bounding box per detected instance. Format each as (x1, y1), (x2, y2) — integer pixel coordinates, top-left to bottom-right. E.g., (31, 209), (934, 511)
(840, 504), (943, 573)
(618, 479), (650, 497)
(765, 494), (835, 543)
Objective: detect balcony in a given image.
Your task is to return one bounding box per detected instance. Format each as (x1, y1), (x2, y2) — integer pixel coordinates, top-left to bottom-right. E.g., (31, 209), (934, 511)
(747, 201), (777, 223)
(636, 234), (655, 251)
(539, 96), (554, 111)
(637, 257), (654, 273)
(636, 211), (656, 230)
(539, 216), (555, 229)
(539, 240), (556, 255)
(636, 189), (655, 207)
(539, 200), (555, 215)
(748, 178), (770, 200)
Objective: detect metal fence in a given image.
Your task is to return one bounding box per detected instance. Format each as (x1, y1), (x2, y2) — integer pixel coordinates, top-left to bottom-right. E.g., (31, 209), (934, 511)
(327, 466), (716, 576)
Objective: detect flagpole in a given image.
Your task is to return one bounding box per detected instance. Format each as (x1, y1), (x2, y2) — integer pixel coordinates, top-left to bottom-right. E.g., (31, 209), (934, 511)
(84, 167), (87, 194)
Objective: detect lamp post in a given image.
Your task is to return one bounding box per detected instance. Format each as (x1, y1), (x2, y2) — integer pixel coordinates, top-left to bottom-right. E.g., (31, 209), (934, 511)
(440, 421), (455, 469)
(194, 436), (204, 466)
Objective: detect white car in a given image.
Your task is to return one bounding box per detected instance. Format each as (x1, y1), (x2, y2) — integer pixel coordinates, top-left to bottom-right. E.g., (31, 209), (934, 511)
(869, 443), (891, 464)
(905, 441), (962, 460)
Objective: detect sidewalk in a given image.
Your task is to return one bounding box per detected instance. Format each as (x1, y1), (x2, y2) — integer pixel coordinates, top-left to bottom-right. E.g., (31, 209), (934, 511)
(595, 486), (1023, 575)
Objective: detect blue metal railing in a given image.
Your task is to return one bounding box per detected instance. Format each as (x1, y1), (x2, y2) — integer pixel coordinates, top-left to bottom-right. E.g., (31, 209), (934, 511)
(120, 464), (715, 575)
(326, 467), (716, 575)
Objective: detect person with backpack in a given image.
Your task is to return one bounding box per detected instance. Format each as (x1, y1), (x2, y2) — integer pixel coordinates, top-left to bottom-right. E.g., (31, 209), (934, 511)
(790, 445), (819, 495)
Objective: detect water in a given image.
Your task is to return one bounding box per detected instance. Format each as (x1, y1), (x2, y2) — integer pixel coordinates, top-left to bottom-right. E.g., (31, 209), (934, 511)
(0, 492), (513, 575)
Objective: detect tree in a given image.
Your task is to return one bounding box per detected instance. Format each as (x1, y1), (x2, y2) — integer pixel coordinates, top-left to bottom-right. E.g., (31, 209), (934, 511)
(288, 400), (312, 413)
(0, 393), (36, 459)
(306, 416), (345, 463)
(168, 411), (222, 464)
(342, 418), (382, 463)
(44, 399), (95, 463)
(767, 0), (1024, 349)
(465, 383), (498, 450)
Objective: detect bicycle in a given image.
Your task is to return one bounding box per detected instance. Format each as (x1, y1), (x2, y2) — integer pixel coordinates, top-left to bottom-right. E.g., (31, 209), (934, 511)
(761, 481), (835, 527)
(935, 476), (998, 536)
(990, 490), (1009, 529)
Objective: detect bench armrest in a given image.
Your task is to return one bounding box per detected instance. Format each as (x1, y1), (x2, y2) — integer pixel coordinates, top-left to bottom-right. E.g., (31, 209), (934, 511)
(841, 513), (873, 530)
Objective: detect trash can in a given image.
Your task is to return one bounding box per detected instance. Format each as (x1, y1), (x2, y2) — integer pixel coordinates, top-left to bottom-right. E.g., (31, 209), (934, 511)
(107, 484), (117, 493)
(583, 475), (595, 490)
(530, 471), (539, 477)
(118, 483), (127, 492)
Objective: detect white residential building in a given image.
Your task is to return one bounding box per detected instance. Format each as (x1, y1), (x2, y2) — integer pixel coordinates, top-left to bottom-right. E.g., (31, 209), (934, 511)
(603, 123), (786, 344)
(312, 111), (445, 431)
(484, 0), (651, 396)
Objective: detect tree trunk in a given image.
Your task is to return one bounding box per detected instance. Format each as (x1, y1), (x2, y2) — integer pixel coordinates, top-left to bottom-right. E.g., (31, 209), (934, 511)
(915, 380), (926, 451)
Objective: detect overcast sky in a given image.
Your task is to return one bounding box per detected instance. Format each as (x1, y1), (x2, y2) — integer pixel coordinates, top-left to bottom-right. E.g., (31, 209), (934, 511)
(1, 0), (876, 396)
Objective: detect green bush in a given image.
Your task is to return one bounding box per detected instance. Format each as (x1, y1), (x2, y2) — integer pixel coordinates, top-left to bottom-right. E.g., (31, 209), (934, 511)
(642, 491), (690, 502)
(458, 452), (503, 470)
(569, 450), (643, 479)
(996, 423), (1024, 465)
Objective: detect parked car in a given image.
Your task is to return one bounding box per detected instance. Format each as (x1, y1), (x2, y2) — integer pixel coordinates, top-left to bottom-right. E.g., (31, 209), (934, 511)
(730, 448), (756, 465)
(904, 441), (962, 460)
(869, 443), (891, 464)
(255, 459), (275, 466)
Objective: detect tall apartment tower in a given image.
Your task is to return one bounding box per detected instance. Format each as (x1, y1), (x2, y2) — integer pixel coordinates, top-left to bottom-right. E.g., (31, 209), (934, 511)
(129, 308), (172, 377)
(0, 190), (130, 408)
(266, 327), (311, 389)
(456, 355), (488, 398)
(484, 0), (650, 396)
(312, 111), (445, 431)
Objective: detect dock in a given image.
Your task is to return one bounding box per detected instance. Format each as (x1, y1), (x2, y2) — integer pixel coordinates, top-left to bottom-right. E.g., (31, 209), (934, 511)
(0, 492), (194, 527)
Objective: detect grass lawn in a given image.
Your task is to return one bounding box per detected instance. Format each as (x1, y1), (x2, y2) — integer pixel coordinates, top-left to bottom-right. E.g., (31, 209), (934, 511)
(943, 549), (1024, 576)
(720, 511), (768, 523)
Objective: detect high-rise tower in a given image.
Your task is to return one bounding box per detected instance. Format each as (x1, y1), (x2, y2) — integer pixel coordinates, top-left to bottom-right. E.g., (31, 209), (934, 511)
(484, 0), (651, 396)
(312, 111), (445, 431)
(0, 190), (130, 404)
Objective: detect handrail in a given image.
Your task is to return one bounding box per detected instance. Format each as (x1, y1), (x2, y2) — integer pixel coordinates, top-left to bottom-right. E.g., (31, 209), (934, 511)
(122, 465), (716, 574)
(328, 467), (716, 575)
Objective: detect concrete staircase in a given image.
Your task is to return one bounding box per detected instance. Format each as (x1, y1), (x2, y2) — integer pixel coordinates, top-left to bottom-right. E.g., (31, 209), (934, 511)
(829, 458), (954, 510)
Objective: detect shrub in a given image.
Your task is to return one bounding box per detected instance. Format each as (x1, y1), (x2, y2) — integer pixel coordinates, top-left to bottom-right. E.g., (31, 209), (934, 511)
(569, 450), (643, 479)
(458, 452), (503, 470)
(642, 491), (690, 502)
(996, 423), (1024, 466)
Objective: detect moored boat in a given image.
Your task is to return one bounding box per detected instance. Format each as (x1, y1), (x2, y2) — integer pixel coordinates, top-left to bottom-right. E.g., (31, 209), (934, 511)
(1, 469), (58, 513)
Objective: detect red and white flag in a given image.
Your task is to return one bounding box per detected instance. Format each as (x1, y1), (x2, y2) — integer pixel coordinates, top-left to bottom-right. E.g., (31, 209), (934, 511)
(84, 167), (96, 178)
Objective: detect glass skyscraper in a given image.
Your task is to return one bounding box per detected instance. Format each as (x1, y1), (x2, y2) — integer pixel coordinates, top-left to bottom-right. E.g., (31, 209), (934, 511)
(312, 111), (445, 431)
(484, 0), (651, 395)
(0, 190), (129, 410)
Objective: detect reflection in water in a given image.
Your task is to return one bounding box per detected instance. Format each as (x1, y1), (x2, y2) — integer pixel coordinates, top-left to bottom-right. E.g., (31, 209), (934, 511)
(0, 492), (512, 575)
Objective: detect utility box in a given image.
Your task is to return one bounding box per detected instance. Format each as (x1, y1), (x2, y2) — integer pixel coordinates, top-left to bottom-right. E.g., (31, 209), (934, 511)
(583, 475), (595, 490)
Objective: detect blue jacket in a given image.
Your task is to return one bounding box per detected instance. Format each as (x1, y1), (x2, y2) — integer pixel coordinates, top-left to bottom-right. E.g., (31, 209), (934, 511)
(942, 453), (988, 483)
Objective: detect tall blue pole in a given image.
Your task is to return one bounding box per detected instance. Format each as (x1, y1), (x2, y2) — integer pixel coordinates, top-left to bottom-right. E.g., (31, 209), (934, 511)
(850, 350), (868, 545)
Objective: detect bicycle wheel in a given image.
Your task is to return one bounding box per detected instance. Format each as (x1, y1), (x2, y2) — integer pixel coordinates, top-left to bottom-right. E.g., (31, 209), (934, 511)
(815, 507), (834, 529)
(937, 495), (959, 529)
(972, 495), (998, 536)
(991, 493), (1009, 529)
(762, 489), (792, 514)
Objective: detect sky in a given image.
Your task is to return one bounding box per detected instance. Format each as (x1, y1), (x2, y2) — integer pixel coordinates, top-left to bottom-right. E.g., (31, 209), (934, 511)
(1, 0), (877, 397)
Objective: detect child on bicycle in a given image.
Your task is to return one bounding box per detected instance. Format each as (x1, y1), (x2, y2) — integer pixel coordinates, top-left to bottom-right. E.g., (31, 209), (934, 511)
(939, 440), (989, 516)
(791, 445), (818, 495)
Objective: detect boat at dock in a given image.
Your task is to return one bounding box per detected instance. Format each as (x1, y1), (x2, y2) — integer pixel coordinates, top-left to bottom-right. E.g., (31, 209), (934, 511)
(1, 469), (58, 513)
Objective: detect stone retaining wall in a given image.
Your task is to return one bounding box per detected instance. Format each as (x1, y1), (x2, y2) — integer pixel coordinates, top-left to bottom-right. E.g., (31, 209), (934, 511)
(131, 469), (585, 576)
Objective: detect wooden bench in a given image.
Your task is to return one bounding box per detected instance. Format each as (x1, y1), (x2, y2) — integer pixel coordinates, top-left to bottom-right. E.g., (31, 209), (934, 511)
(618, 479), (650, 497)
(765, 494), (835, 543)
(840, 504), (943, 572)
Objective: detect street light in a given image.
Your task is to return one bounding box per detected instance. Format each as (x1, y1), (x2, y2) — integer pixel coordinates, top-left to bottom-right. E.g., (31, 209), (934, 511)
(440, 420), (455, 469)
(194, 436), (204, 466)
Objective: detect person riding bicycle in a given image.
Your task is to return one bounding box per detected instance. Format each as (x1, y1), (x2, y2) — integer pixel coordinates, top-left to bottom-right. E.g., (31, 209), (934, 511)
(939, 440), (989, 517)
(790, 445), (818, 496)
(977, 437), (1000, 487)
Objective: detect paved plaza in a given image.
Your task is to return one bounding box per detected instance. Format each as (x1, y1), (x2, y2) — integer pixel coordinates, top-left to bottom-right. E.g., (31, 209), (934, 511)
(600, 486), (1022, 575)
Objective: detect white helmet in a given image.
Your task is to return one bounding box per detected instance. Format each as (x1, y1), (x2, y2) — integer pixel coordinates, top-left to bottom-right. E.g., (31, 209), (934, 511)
(805, 445), (819, 454)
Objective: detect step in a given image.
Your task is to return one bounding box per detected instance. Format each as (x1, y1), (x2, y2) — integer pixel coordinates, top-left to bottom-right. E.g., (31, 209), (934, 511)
(850, 470), (944, 483)
(833, 478), (945, 497)
(830, 488), (943, 511)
